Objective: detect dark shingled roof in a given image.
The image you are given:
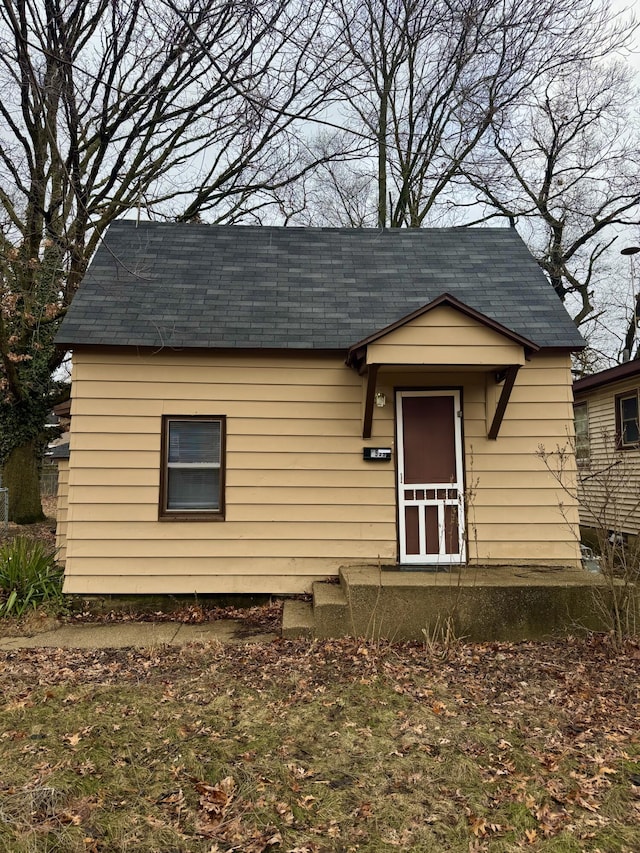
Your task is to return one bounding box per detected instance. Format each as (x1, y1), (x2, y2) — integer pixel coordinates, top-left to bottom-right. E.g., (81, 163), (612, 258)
(56, 221), (585, 351)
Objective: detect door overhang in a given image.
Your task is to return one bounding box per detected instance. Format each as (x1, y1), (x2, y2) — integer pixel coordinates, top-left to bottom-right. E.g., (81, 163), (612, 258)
(347, 293), (538, 440)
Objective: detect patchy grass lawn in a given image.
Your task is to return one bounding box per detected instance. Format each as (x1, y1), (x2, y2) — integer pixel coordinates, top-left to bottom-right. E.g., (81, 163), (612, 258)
(0, 636), (638, 852)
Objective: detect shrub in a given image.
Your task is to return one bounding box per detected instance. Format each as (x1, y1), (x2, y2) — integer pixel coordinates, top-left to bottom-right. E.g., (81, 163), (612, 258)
(0, 538), (64, 618)
(538, 438), (640, 645)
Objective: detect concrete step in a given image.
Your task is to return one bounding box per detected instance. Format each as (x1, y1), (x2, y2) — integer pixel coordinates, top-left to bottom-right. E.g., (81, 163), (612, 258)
(312, 580), (348, 607)
(281, 599), (314, 639)
(312, 581), (351, 639)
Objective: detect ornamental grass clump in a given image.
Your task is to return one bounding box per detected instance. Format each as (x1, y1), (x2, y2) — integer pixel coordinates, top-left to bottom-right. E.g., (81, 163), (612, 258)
(0, 538), (63, 617)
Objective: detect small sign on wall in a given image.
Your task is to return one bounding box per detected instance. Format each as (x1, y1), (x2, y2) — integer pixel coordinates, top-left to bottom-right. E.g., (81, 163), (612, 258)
(363, 447), (392, 461)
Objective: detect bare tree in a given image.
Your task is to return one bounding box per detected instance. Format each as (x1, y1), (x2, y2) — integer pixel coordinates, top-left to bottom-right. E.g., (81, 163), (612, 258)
(305, 0), (634, 230)
(0, 0), (336, 522)
(294, 132), (378, 227)
(461, 57), (640, 335)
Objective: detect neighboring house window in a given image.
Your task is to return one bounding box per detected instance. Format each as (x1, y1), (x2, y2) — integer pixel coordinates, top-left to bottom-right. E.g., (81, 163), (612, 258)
(573, 402), (589, 467)
(160, 416), (226, 519)
(615, 391), (640, 449)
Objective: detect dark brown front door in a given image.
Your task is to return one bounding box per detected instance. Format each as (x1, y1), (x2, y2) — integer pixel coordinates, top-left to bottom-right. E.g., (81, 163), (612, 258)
(396, 391), (464, 564)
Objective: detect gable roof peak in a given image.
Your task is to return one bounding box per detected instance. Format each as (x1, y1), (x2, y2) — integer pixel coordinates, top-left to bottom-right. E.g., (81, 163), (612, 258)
(347, 291), (540, 368)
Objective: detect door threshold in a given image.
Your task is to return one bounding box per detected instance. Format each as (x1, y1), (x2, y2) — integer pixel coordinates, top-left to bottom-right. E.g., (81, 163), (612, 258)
(388, 564), (452, 573)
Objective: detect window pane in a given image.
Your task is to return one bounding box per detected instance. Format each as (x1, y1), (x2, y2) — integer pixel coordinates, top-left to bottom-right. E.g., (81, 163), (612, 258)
(621, 396), (638, 422)
(574, 403), (589, 464)
(168, 468), (220, 510)
(620, 395), (639, 445)
(168, 421), (220, 464)
(624, 418), (640, 445)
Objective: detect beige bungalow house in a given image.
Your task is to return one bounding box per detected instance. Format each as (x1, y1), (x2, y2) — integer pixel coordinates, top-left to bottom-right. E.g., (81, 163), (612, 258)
(573, 360), (640, 540)
(55, 222), (585, 597)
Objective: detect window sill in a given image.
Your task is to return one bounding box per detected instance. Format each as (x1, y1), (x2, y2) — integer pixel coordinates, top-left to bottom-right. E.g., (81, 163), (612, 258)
(158, 512), (226, 522)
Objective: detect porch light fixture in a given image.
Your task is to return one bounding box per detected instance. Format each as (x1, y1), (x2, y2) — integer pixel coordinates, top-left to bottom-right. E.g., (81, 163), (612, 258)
(375, 392), (386, 408)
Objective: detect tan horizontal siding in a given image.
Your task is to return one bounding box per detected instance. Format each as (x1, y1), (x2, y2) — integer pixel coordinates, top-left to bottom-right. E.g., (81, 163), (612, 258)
(368, 343), (523, 365)
(510, 384), (574, 404)
(367, 306), (525, 366)
(70, 416), (364, 437)
(469, 505), (571, 524)
(73, 351), (336, 370)
(65, 350), (397, 592)
(67, 517), (575, 545)
(464, 488), (577, 507)
(67, 538), (396, 559)
(63, 555), (396, 579)
(62, 347), (581, 595)
(71, 433), (366, 453)
(74, 362), (350, 385)
(63, 574), (326, 596)
(482, 419), (571, 437)
(70, 450), (395, 472)
(69, 468), (395, 489)
(71, 398), (363, 419)
(67, 520), (395, 542)
(462, 353), (579, 564)
(69, 502), (395, 523)
(55, 459), (69, 565)
(466, 543), (579, 563)
(465, 454), (568, 473)
(67, 485), (396, 507)
(73, 381), (361, 404)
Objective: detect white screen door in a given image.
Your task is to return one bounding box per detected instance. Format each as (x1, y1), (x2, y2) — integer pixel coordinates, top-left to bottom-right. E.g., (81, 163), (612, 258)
(396, 391), (465, 564)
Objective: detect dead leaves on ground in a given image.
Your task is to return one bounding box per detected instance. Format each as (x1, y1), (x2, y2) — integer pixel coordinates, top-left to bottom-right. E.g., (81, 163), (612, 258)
(0, 634), (638, 851)
(154, 775), (283, 851)
(64, 600), (284, 633)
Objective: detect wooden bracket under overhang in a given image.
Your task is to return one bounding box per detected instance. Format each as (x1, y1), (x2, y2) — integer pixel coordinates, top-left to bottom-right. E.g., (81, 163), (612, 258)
(362, 363), (380, 439)
(488, 364), (520, 440)
(361, 361), (521, 440)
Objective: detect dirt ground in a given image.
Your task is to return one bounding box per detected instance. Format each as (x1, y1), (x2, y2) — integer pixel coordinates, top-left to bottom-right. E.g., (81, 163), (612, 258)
(0, 494), (57, 548)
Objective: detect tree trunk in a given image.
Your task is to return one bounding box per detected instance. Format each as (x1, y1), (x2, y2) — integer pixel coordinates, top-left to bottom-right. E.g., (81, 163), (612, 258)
(2, 440), (45, 524)
(377, 89), (388, 228)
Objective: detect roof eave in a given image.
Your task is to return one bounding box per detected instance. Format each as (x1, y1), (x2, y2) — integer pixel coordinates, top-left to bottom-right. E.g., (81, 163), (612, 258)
(574, 359), (640, 394)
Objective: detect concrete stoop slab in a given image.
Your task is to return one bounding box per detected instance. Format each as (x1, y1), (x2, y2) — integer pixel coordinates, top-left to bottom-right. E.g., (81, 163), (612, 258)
(282, 565), (637, 642)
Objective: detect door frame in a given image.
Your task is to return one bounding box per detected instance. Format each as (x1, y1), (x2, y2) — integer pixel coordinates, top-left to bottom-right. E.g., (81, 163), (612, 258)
(396, 389), (466, 565)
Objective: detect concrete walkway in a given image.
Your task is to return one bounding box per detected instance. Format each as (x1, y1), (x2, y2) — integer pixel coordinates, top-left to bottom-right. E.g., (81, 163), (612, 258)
(0, 620), (278, 650)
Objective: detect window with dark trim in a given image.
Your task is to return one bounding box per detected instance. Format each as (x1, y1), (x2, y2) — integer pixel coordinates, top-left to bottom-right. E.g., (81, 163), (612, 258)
(573, 402), (590, 467)
(159, 416), (226, 519)
(615, 391), (640, 450)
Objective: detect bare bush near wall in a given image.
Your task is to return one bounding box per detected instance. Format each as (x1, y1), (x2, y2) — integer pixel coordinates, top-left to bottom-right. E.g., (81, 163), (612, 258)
(537, 437), (640, 645)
